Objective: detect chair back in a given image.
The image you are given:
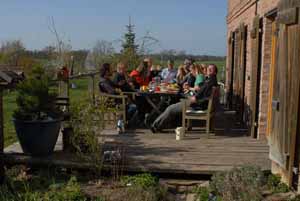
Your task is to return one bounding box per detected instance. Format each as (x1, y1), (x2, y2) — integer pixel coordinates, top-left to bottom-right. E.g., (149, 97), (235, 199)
(207, 86), (219, 114)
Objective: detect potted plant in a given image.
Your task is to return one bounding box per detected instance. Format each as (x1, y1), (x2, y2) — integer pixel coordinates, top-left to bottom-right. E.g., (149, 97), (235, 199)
(13, 66), (62, 156)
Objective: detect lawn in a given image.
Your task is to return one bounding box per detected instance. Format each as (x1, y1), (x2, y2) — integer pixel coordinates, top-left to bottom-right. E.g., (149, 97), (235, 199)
(3, 60), (225, 147)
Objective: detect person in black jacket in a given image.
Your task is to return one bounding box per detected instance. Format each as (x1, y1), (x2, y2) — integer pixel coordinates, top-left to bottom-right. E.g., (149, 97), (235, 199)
(151, 64), (218, 133)
(113, 62), (134, 92)
(99, 63), (118, 94)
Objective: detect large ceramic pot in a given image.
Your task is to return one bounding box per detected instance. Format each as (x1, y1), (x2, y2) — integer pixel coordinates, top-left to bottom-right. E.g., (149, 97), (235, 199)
(13, 118), (61, 156)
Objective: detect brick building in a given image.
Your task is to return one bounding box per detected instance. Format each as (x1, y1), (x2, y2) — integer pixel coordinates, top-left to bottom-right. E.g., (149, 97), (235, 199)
(226, 0), (300, 190)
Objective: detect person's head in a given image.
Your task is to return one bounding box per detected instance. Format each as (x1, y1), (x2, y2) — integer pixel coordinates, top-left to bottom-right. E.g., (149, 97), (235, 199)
(144, 57), (153, 67)
(177, 65), (187, 77)
(207, 64), (218, 76)
(100, 63), (111, 78)
(117, 62), (126, 74)
(200, 64), (207, 75)
(189, 64), (198, 77)
(167, 59), (174, 69)
(137, 62), (145, 73)
(183, 58), (193, 72)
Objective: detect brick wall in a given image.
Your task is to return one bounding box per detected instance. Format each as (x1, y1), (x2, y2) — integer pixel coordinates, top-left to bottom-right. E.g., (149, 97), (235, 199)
(226, 0), (279, 139)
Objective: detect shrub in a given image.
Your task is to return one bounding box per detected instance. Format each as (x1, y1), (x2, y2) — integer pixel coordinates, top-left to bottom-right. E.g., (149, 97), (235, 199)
(210, 166), (264, 201)
(121, 173), (158, 189)
(69, 98), (104, 174)
(13, 66), (61, 121)
(267, 174), (290, 193)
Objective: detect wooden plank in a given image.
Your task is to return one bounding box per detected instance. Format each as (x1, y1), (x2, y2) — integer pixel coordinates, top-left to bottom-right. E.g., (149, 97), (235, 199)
(2, 127), (271, 176)
(286, 23), (300, 186)
(267, 21), (278, 137)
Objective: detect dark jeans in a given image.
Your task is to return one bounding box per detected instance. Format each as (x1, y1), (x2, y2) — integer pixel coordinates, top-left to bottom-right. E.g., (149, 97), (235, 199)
(152, 102), (183, 130)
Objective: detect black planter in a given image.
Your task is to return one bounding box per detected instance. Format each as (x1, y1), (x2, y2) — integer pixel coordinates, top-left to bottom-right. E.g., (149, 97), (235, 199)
(13, 118), (61, 156)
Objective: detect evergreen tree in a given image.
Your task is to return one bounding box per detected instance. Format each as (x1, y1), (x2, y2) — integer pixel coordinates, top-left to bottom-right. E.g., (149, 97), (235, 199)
(122, 17), (138, 53)
(120, 17), (140, 70)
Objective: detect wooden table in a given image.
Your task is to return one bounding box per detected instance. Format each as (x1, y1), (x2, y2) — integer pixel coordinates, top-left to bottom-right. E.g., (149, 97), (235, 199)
(137, 91), (181, 114)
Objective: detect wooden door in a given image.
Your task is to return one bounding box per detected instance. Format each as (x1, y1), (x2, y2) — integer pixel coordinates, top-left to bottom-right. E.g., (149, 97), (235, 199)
(227, 32), (235, 109)
(267, 20), (278, 138)
(269, 0), (300, 186)
(250, 16), (263, 138)
(230, 24), (247, 118)
(237, 24), (247, 121)
(233, 28), (241, 110)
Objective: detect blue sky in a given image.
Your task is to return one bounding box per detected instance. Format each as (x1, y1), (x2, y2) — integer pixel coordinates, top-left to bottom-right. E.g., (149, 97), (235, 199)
(0, 0), (227, 56)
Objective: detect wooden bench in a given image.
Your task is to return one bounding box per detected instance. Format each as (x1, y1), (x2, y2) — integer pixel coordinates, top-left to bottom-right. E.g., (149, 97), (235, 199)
(181, 87), (219, 137)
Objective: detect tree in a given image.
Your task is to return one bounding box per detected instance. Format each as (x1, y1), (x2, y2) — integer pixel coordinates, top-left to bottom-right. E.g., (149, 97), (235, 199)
(47, 16), (72, 67)
(85, 40), (115, 71)
(120, 17), (140, 70)
(122, 17), (138, 53)
(0, 40), (26, 66)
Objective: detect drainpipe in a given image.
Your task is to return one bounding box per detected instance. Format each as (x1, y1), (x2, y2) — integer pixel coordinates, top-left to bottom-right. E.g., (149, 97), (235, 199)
(255, 0), (259, 15)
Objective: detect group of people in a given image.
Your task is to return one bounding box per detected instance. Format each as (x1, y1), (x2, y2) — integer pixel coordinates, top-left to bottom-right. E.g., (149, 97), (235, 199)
(98, 57), (219, 132)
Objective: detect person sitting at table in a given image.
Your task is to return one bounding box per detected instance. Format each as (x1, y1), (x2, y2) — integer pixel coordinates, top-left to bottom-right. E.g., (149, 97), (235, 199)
(127, 62), (153, 128)
(99, 63), (118, 94)
(179, 63), (196, 91)
(113, 62), (134, 92)
(129, 62), (150, 89)
(99, 63), (136, 125)
(160, 59), (177, 83)
(151, 64), (219, 133)
(176, 65), (187, 85)
(184, 64), (206, 94)
(194, 64), (206, 87)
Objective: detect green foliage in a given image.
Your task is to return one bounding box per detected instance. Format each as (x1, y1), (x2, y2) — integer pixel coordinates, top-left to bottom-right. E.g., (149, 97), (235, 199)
(121, 173), (158, 189)
(210, 166), (264, 201)
(121, 21), (140, 70)
(267, 174), (290, 193)
(0, 170), (103, 201)
(69, 98), (104, 174)
(13, 65), (61, 120)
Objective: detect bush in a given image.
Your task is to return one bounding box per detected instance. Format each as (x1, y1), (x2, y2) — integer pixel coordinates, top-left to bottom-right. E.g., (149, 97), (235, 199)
(267, 174), (290, 193)
(121, 173), (158, 189)
(13, 66), (61, 121)
(210, 166), (264, 201)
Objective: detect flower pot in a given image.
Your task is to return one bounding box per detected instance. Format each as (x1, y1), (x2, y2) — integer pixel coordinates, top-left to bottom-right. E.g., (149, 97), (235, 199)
(13, 118), (61, 156)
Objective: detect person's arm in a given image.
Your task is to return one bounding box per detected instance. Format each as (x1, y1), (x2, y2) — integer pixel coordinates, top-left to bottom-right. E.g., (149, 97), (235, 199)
(100, 81), (117, 95)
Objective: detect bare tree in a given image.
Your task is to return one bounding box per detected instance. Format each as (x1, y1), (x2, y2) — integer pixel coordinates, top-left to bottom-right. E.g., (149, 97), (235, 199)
(47, 16), (72, 66)
(137, 31), (160, 55)
(85, 40), (115, 71)
(0, 40), (26, 65)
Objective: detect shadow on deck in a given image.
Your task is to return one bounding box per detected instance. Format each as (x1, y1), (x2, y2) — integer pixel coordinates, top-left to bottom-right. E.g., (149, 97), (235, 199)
(2, 121), (270, 175)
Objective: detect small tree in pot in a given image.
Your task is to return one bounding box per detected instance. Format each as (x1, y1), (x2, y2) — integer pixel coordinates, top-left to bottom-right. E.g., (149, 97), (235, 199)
(13, 66), (62, 156)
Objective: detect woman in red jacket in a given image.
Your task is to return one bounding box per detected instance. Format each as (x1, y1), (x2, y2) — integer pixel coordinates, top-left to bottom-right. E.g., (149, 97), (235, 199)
(129, 62), (150, 89)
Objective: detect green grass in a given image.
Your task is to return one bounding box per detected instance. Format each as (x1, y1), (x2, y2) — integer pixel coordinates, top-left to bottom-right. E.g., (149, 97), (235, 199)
(3, 91), (17, 147)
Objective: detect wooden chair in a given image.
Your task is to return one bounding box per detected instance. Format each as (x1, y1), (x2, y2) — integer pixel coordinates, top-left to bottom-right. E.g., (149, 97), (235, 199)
(181, 87), (219, 137)
(121, 91), (137, 101)
(95, 92), (127, 129)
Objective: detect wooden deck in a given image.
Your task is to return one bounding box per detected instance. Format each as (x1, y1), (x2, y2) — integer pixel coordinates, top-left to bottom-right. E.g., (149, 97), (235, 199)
(3, 128), (271, 175)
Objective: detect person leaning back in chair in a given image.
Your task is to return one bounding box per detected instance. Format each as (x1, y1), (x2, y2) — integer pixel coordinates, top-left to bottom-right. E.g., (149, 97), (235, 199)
(99, 63), (118, 94)
(151, 64), (219, 133)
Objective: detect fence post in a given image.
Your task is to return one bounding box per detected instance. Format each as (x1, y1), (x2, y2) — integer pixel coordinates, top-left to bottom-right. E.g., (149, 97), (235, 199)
(89, 74), (96, 105)
(58, 79), (71, 152)
(0, 88), (4, 184)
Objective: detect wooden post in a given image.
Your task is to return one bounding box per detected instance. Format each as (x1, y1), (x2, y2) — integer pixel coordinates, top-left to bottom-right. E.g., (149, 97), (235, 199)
(58, 79), (71, 152)
(0, 88), (4, 184)
(89, 75), (96, 105)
